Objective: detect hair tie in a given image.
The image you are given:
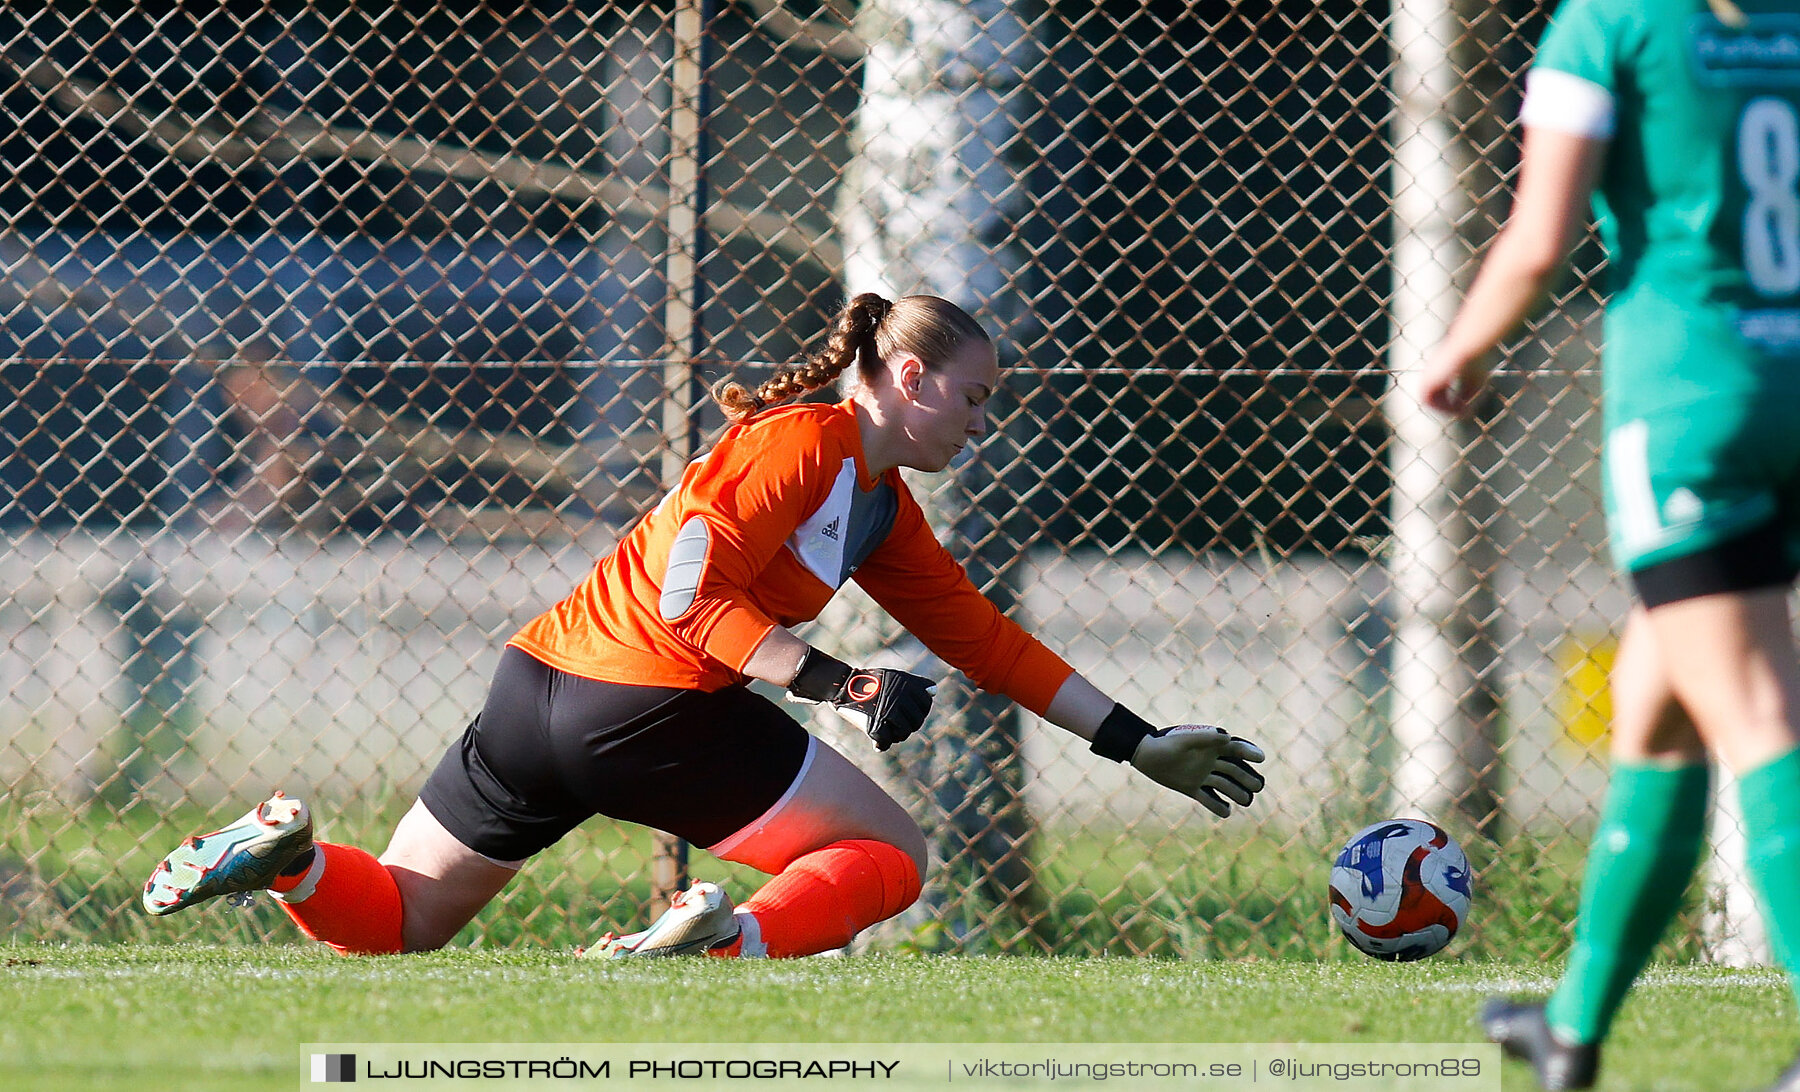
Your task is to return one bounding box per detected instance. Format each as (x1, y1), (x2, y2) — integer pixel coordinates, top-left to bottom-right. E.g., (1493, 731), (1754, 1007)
(748, 393), (767, 414)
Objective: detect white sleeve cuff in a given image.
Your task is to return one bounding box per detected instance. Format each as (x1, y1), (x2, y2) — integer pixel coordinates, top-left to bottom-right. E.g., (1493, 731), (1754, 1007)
(1520, 67), (1617, 139)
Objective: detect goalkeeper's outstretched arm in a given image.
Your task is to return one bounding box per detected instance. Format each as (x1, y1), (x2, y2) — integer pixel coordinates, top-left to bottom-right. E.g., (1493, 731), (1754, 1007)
(1044, 671), (1267, 819)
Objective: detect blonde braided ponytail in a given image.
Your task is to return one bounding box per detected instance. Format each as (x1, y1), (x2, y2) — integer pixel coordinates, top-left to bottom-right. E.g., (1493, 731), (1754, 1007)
(713, 293), (892, 423)
(712, 293), (988, 423)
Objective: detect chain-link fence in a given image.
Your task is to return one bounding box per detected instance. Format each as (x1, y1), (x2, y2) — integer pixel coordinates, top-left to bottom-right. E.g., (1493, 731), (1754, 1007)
(0, 1), (1750, 961)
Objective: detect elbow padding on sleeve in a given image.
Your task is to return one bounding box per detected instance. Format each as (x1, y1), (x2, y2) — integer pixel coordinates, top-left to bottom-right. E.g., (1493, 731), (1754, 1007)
(659, 515), (711, 621)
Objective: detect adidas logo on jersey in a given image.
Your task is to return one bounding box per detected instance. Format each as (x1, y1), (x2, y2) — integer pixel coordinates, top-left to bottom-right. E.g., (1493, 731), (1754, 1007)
(820, 517), (841, 541)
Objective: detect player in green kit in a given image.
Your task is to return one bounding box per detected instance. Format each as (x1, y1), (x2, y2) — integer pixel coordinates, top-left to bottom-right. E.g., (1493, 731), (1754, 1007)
(1420, 1), (1800, 1089)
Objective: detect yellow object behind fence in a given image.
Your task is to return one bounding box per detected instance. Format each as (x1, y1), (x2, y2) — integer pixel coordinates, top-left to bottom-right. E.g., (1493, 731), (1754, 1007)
(1555, 632), (1618, 750)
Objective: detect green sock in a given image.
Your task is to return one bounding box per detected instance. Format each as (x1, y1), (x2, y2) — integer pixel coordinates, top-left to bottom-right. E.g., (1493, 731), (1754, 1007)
(1544, 760), (1710, 1044)
(1739, 747), (1800, 997)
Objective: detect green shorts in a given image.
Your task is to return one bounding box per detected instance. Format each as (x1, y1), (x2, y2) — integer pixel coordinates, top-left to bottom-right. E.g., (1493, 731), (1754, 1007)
(1603, 392), (1800, 596)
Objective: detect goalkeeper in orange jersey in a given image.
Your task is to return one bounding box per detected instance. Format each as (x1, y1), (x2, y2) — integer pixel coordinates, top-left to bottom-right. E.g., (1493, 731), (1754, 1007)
(141, 292), (1266, 958)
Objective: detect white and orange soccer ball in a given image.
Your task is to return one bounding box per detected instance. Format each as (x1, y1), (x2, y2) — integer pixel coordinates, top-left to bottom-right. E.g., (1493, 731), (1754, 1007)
(1328, 818), (1472, 962)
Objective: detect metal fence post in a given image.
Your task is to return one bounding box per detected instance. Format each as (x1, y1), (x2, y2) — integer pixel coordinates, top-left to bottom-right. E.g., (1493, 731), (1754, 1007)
(1384, 0), (1505, 840)
(651, 0), (718, 905)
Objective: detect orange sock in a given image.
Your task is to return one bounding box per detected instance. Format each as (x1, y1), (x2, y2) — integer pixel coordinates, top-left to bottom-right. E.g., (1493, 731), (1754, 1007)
(730, 839), (923, 959)
(271, 842), (404, 956)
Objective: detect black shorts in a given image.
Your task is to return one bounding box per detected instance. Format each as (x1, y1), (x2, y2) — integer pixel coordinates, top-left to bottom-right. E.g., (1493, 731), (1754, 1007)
(420, 646), (812, 862)
(1632, 519), (1800, 609)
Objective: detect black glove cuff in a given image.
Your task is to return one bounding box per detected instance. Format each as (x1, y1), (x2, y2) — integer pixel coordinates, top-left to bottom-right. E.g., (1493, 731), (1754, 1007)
(1090, 703), (1155, 763)
(789, 648), (853, 703)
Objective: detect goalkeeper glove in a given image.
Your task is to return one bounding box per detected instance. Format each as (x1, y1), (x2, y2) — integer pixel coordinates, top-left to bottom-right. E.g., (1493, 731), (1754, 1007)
(787, 649), (937, 752)
(1090, 704), (1266, 818)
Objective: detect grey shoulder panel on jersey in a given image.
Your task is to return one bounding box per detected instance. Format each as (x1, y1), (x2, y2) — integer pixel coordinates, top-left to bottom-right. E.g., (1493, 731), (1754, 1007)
(660, 515), (711, 620)
(842, 479), (899, 578)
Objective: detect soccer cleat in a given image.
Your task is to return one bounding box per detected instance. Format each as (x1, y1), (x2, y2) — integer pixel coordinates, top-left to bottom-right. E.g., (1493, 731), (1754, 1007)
(585, 881), (740, 958)
(141, 792), (314, 916)
(1480, 998), (1599, 1091)
(577, 926), (648, 958)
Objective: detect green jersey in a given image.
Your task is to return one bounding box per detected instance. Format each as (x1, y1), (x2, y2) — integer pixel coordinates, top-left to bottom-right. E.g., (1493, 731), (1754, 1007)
(1531, 0), (1800, 418)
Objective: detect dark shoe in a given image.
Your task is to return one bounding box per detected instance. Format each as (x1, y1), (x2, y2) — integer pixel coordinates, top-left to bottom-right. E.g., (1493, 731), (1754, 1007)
(1762, 1051), (1800, 1092)
(1480, 998), (1599, 1091)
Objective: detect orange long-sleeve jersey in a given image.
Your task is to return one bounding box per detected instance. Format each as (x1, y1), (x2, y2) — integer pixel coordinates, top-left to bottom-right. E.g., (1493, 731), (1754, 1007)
(508, 400), (1075, 716)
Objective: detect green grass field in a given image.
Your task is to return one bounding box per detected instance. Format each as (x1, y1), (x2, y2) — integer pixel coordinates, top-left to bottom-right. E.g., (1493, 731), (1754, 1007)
(3, 794), (1770, 1089)
(8, 792), (1613, 960)
(2, 944), (1794, 1092)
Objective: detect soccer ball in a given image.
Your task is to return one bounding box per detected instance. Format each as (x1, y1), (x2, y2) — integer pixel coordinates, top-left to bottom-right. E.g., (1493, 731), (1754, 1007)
(1328, 818), (1472, 962)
